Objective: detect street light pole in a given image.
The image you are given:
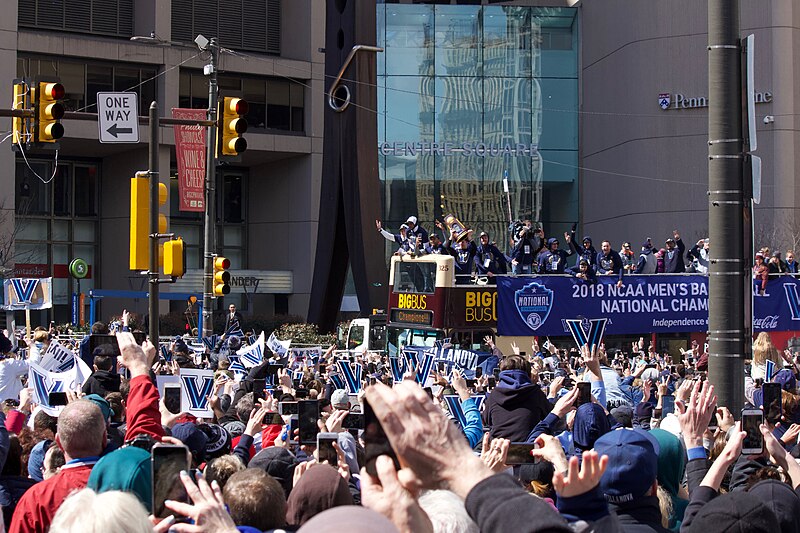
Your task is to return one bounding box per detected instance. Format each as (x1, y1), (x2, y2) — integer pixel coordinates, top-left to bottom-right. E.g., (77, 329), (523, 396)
(202, 38), (219, 337)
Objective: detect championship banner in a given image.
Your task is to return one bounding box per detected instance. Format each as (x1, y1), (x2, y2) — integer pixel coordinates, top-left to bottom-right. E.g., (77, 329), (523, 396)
(172, 108), (206, 212)
(3, 278), (53, 310)
(566, 318), (608, 351)
(266, 332), (291, 358)
(498, 275), (800, 336)
(237, 331), (265, 368)
(337, 360), (363, 394)
(179, 368), (215, 417)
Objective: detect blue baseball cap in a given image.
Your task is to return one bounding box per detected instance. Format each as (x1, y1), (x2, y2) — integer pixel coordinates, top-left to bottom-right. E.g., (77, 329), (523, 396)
(594, 428), (659, 504)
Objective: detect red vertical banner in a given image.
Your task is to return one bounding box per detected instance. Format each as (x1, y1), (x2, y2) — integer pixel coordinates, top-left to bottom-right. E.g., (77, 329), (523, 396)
(172, 108), (208, 212)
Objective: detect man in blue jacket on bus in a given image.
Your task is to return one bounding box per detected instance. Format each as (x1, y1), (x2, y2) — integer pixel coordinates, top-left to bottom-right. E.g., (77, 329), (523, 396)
(475, 232), (507, 280)
(595, 240), (624, 286)
(538, 237), (572, 274)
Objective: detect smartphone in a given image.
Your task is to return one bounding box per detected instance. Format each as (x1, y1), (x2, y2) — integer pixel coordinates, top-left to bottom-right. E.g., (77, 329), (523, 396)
(487, 376), (497, 389)
(576, 382), (592, 406)
(317, 432), (339, 466)
(163, 385), (181, 415)
(298, 400), (320, 445)
(505, 442), (537, 465)
(465, 379), (476, 388)
(741, 408), (764, 455)
(252, 379), (267, 402)
(295, 388), (310, 399)
(437, 362), (446, 373)
(475, 367), (483, 379)
(363, 398), (400, 477)
(267, 413), (284, 425)
(48, 392), (68, 406)
(279, 402), (298, 416)
(151, 443), (191, 519)
(707, 412), (719, 432)
(342, 413), (364, 429)
(762, 382), (783, 425)
(661, 395), (675, 416)
(493, 368), (500, 379)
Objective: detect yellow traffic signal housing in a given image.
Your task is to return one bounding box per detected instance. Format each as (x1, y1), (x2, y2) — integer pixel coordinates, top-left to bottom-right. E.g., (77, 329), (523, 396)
(34, 82), (65, 143)
(213, 256), (231, 296)
(164, 238), (186, 278)
(12, 80), (30, 147)
(218, 97), (248, 157)
(130, 177), (168, 271)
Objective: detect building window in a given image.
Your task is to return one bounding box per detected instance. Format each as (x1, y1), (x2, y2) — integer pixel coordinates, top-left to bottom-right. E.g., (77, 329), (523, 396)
(171, 0), (281, 55)
(18, 0), (134, 38)
(17, 56), (157, 115)
(14, 160), (100, 324)
(169, 170), (247, 271)
(179, 71), (304, 133)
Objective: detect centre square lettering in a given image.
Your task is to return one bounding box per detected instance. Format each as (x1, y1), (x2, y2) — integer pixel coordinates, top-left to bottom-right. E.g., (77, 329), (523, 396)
(379, 141), (539, 158)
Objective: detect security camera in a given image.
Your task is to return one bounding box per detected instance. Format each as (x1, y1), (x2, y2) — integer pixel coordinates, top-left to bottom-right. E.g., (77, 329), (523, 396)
(763, 115), (775, 124)
(194, 34), (210, 50)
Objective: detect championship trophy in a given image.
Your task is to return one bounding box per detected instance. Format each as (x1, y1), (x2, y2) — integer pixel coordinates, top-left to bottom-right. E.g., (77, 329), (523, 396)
(444, 213), (470, 243)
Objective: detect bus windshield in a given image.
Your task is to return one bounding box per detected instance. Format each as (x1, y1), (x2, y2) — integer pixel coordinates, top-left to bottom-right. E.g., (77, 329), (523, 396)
(386, 327), (443, 358)
(393, 261), (436, 294)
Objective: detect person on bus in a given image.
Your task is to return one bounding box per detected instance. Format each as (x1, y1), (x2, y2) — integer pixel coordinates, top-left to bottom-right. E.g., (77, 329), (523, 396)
(565, 230), (597, 268)
(511, 223), (542, 275)
(403, 216), (428, 250)
(447, 229), (477, 284)
(569, 258), (597, 284)
(595, 240), (624, 286)
(537, 238), (572, 274)
(475, 232), (507, 280)
(636, 239), (658, 274)
(375, 220), (412, 255)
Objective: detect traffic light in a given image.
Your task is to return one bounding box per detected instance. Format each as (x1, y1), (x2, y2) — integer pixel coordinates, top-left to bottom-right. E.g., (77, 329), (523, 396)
(218, 97), (248, 157)
(12, 80), (30, 147)
(34, 82), (65, 143)
(164, 238), (186, 278)
(130, 177), (168, 271)
(213, 256), (231, 296)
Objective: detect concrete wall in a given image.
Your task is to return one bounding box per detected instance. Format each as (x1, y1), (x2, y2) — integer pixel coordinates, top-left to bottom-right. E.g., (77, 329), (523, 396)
(579, 1), (800, 251)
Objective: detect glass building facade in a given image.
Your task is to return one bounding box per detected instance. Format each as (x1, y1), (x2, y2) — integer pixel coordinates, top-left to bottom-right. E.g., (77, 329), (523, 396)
(377, 4), (578, 259)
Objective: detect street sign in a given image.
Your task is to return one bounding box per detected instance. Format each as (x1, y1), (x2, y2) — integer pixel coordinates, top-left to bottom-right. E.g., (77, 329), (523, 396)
(97, 92), (139, 143)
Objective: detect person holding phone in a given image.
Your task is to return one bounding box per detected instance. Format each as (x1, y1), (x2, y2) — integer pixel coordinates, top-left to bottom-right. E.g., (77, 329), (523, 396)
(450, 369), (483, 448)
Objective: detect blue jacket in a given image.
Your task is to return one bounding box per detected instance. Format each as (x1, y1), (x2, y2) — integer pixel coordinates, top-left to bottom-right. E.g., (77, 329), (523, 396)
(461, 397), (484, 448)
(475, 243), (507, 275)
(568, 234), (598, 268)
(449, 241), (478, 277)
(596, 250), (625, 282)
(538, 247), (572, 274)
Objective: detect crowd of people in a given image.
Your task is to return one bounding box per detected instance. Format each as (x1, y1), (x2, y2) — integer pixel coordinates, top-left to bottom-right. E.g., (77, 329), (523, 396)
(378, 216), (800, 290)
(0, 313), (795, 532)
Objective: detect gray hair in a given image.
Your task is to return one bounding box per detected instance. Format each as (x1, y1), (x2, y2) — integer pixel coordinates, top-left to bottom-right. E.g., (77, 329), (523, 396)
(56, 400), (106, 459)
(418, 490), (479, 533)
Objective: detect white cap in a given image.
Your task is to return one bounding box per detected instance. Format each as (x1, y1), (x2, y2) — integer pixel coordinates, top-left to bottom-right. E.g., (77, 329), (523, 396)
(406, 216), (417, 225)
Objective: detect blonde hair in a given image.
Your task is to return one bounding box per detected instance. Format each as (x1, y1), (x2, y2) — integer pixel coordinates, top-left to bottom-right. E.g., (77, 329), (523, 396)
(657, 485), (673, 529)
(49, 489), (152, 533)
(752, 332), (781, 367)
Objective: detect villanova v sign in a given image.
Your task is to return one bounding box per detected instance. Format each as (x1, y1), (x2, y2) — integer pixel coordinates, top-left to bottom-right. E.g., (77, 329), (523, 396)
(3, 277), (53, 310)
(179, 368), (215, 417)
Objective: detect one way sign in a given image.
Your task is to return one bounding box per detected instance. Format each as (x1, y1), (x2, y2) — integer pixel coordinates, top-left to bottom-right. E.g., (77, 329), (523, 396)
(97, 92), (139, 143)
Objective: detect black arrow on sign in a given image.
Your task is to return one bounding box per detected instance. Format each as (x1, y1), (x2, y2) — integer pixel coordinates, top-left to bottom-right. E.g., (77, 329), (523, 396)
(107, 123), (133, 138)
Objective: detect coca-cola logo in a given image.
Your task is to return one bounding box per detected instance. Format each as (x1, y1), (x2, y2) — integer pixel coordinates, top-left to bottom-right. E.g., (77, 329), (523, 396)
(754, 315), (780, 329)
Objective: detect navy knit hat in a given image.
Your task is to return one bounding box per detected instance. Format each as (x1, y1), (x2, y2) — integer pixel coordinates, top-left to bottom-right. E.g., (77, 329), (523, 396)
(594, 428), (659, 504)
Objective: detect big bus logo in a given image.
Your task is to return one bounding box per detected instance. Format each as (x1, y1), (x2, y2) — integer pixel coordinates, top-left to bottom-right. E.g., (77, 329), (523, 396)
(398, 293), (428, 310)
(514, 282), (554, 331)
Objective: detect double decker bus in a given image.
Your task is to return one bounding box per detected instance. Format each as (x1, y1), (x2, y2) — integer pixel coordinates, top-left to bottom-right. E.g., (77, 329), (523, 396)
(347, 255), (498, 357)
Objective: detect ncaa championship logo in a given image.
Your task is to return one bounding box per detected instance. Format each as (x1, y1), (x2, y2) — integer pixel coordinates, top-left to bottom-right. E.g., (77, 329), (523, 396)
(514, 282), (554, 331)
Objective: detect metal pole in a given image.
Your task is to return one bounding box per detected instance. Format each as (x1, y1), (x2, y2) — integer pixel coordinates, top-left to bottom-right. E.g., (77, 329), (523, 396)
(708, 0), (745, 409)
(148, 101), (160, 346)
(202, 39), (219, 337)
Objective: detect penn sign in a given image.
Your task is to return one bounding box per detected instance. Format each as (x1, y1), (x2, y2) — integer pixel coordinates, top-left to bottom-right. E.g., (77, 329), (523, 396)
(659, 90), (773, 110)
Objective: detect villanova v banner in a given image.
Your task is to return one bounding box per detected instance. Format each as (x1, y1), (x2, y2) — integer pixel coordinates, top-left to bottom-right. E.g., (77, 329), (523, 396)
(497, 275), (800, 336)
